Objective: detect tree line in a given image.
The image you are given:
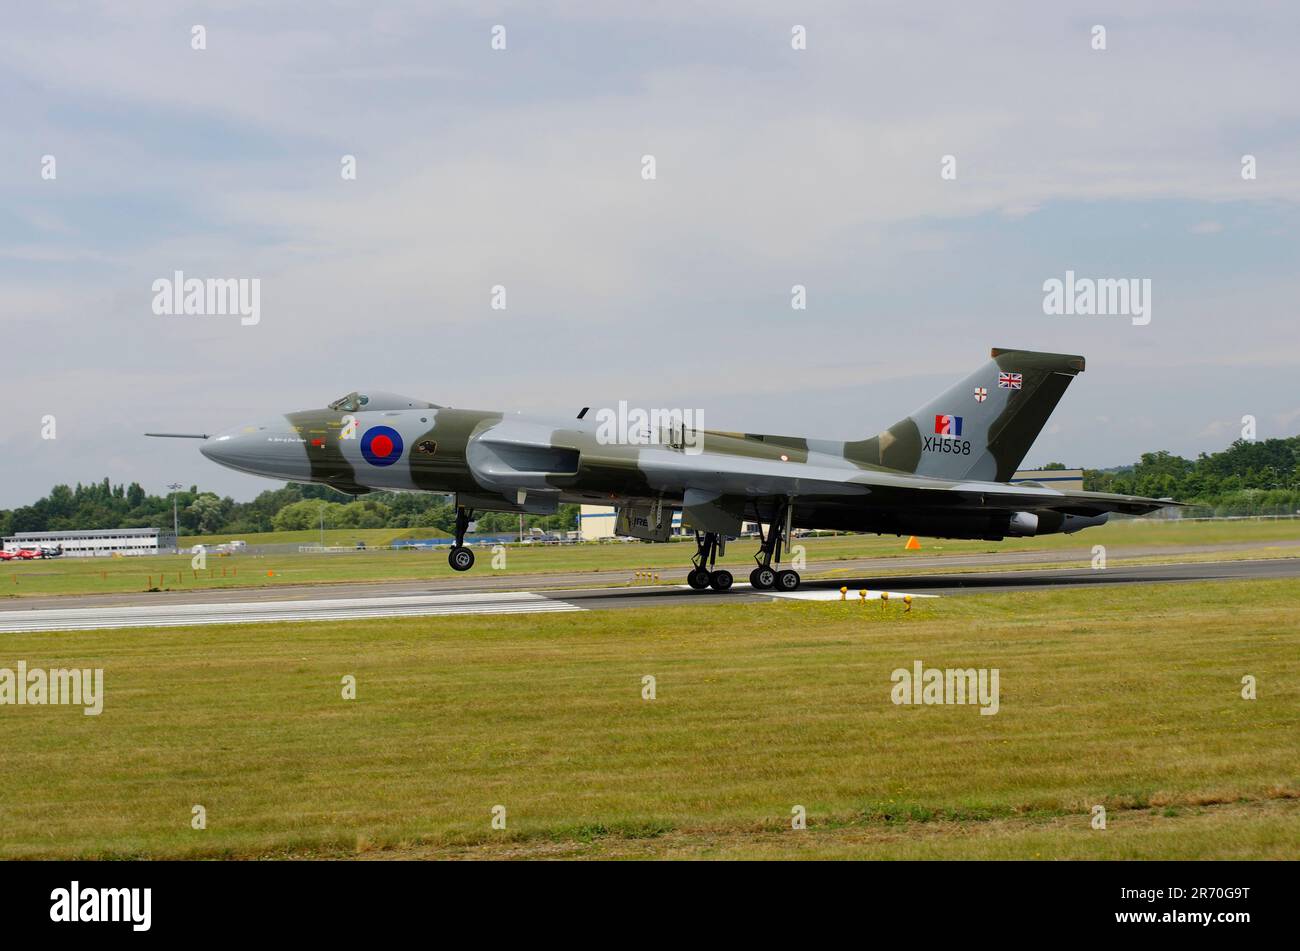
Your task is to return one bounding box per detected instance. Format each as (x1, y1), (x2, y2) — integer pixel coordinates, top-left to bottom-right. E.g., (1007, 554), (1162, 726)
(0, 479), (578, 538)
(1082, 437), (1300, 516)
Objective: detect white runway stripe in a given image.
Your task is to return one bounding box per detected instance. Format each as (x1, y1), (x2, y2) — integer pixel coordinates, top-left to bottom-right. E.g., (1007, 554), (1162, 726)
(764, 589), (938, 601)
(0, 591), (584, 633)
(672, 582), (938, 601)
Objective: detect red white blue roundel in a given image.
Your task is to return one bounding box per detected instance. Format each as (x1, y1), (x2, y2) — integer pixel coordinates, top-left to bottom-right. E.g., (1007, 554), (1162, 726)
(360, 426), (404, 466)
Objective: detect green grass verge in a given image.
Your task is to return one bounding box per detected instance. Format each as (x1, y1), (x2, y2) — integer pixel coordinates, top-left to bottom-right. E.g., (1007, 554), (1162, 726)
(4, 518), (1298, 599)
(0, 578), (1295, 859)
(180, 515), (1300, 551)
(177, 527), (433, 547)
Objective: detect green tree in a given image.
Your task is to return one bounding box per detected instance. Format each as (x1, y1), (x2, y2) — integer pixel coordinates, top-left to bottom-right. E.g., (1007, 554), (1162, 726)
(337, 499), (391, 529)
(186, 493), (230, 535)
(272, 499), (348, 532)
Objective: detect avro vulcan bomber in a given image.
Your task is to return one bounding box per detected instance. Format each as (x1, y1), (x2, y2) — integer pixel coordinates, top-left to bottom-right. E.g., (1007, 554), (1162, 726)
(151, 349), (1174, 592)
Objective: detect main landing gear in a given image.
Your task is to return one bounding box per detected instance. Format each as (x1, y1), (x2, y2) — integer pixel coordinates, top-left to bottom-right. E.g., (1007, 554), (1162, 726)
(686, 531), (733, 592)
(684, 500), (801, 593)
(448, 505), (476, 571)
(748, 500), (800, 591)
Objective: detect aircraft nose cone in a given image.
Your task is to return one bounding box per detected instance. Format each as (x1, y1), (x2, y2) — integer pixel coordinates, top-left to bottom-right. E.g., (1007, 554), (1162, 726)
(198, 436), (223, 463)
(199, 421), (313, 480)
(199, 427), (246, 466)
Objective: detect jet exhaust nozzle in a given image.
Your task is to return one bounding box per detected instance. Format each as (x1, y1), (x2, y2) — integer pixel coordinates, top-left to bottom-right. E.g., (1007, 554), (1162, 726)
(1004, 510), (1109, 537)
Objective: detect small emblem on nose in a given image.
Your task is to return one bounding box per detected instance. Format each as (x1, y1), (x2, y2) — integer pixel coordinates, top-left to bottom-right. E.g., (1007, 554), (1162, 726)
(361, 426), (403, 466)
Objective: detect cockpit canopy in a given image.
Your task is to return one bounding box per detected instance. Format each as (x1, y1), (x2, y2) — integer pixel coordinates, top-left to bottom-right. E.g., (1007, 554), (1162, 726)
(327, 390), (441, 413)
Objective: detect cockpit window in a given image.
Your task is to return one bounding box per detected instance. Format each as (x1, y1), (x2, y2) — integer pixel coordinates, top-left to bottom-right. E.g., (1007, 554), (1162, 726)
(328, 392), (371, 413)
(327, 390), (442, 412)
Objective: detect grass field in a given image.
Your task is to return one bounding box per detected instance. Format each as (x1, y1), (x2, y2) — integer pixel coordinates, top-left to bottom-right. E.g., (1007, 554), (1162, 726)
(175, 517), (1300, 552)
(177, 517), (1300, 552)
(0, 579), (1295, 859)
(177, 526), (436, 548)
(4, 518), (1299, 599)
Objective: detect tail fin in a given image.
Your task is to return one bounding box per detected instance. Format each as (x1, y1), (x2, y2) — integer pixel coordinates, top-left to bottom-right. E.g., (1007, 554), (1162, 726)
(846, 348), (1085, 481)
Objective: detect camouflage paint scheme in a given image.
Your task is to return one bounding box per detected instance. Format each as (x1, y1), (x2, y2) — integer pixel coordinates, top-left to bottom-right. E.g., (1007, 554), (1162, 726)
(198, 348), (1174, 542)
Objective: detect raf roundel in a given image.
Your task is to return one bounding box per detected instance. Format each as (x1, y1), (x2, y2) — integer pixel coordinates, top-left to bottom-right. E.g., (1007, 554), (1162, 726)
(360, 426), (404, 467)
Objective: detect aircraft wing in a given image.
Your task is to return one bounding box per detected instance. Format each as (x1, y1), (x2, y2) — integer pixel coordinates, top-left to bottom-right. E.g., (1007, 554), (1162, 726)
(638, 449), (1174, 537)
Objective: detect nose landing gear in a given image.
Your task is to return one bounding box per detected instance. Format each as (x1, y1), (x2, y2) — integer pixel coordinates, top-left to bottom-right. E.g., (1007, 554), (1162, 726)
(448, 505), (476, 571)
(687, 531), (733, 591)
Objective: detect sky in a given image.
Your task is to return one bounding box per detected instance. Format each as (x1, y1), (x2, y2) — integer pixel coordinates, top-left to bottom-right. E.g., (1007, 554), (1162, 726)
(2, 0), (1298, 507)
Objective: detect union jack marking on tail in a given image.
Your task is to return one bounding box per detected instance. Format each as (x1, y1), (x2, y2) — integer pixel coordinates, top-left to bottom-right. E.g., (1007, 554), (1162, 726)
(998, 372), (1023, 389)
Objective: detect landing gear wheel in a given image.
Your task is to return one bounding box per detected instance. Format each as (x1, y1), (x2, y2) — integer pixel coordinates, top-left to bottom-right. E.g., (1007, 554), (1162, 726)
(749, 566), (776, 589)
(449, 503), (476, 572)
(709, 569), (734, 592)
(775, 569), (801, 591)
(687, 568), (712, 590)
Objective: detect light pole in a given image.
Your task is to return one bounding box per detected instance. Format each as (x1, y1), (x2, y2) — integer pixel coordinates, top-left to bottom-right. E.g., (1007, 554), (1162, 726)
(167, 482), (182, 554)
(320, 502), (326, 549)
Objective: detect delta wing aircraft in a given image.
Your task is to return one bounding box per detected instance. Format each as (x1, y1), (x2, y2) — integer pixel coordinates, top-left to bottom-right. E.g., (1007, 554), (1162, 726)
(150, 348), (1175, 592)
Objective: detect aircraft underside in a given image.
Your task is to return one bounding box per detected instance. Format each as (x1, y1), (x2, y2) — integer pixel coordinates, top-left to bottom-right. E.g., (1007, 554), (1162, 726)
(442, 489), (1107, 593)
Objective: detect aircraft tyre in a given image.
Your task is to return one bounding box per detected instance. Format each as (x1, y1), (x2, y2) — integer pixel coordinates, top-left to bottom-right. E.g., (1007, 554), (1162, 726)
(687, 568), (712, 590)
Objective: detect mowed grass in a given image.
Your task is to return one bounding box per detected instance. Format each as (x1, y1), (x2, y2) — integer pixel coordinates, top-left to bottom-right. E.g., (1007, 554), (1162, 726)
(176, 526), (434, 548)
(0, 579), (1296, 859)
(173, 517), (1300, 552)
(4, 517), (1299, 599)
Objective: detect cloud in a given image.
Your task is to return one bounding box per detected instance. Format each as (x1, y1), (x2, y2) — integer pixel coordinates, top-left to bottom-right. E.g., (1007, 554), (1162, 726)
(2, 1), (1300, 504)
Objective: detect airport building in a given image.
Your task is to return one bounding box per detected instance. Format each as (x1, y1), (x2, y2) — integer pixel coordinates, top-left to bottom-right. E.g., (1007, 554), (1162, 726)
(1009, 468), (1084, 491)
(2, 528), (177, 557)
(578, 468), (1086, 541)
(579, 506), (687, 541)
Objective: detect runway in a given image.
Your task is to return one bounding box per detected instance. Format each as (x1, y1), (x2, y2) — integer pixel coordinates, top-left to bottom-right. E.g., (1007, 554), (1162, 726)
(0, 555), (1295, 633)
(0, 591), (583, 632)
(516, 556), (1300, 611)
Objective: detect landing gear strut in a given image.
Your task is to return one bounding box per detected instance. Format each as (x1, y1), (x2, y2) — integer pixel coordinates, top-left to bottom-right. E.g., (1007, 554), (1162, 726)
(749, 499), (800, 591)
(687, 531), (733, 592)
(448, 505), (475, 571)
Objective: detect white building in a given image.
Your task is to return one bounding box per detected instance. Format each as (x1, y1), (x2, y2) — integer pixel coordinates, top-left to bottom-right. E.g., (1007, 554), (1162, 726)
(580, 505), (687, 541)
(1009, 468), (1084, 491)
(2, 528), (177, 557)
